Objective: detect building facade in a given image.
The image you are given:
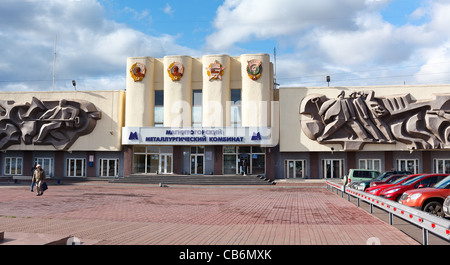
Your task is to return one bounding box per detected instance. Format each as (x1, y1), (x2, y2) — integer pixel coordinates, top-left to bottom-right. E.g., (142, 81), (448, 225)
(279, 85), (450, 179)
(122, 54), (279, 178)
(0, 90), (125, 179)
(3, 53), (450, 181)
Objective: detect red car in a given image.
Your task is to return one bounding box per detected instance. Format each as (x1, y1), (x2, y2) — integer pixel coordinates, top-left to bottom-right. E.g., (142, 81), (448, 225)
(366, 174), (421, 196)
(380, 174), (449, 201)
(369, 174), (408, 187)
(399, 176), (450, 217)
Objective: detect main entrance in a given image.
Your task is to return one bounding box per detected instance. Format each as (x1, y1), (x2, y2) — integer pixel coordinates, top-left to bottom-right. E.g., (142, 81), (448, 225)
(190, 146), (204, 175)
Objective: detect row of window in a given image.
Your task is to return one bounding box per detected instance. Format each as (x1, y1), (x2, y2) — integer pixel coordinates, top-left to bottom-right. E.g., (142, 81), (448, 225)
(154, 89), (242, 127)
(4, 157), (119, 177)
(284, 158), (450, 179)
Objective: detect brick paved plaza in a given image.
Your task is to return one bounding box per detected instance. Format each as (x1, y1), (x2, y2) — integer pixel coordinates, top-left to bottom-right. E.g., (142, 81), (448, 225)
(0, 182), (418, 245)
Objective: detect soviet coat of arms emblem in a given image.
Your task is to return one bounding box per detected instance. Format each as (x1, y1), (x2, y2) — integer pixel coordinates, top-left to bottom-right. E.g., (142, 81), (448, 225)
(167, 62), (184, 81)
(206, 60), (225, 80)
(246, 59), (262, 80)
(130, 63), (146, 82)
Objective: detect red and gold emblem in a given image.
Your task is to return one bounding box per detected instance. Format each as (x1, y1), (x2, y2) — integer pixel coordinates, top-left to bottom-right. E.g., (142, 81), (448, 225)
(206, 60), (225, 80)
(130, 62), (146, 82)
(167, 62), (184, 81)
(246, 59), (262, 80)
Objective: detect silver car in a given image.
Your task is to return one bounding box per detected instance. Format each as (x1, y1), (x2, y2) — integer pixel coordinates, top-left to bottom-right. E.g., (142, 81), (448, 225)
(444, 195), (450, 218)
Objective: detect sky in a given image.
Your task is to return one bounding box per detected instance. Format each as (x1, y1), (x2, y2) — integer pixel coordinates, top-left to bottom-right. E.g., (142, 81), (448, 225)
(1, 0), (450, 92)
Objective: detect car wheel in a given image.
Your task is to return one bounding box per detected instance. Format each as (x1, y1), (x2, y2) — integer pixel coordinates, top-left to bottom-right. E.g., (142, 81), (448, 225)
(423, 201), (444, 217)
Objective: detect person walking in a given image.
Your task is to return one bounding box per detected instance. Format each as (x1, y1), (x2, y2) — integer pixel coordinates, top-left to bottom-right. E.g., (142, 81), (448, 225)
(32, 164), (46, 196)
(30, 162), (37, 192)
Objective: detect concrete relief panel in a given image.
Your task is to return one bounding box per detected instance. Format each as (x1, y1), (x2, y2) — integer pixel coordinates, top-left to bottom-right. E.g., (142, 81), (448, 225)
(0, 97), (101, 150)
(300, 90), (450, 151)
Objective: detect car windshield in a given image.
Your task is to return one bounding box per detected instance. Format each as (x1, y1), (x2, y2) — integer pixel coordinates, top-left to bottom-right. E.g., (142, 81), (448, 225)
(391, 176), (409, 184)
(373, 173), (390, 181)
(433, 176), (450, 189)
(401, 175), (425, 186)
(387, 175), (403, 183)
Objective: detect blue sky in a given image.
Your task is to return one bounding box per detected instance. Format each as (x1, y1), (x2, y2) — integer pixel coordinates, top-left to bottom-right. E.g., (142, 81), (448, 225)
(1, 0), (450, 91)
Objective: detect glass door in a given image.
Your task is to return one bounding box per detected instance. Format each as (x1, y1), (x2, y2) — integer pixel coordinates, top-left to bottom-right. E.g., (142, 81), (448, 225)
(285, 160), (305, 178)
(99, 159), (118, 177)
(191, 154), (205, 175)
(322, 159), (344, 178)
(159, 154), (172, 174)
(224, 154), (237, 174)
(67, 158), (85, 177)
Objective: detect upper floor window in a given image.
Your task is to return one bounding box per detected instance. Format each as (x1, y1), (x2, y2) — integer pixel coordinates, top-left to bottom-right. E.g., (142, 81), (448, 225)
(230, 89), (241, 127)
(154, 90), (164, 127)
(192, 89), (202, 127)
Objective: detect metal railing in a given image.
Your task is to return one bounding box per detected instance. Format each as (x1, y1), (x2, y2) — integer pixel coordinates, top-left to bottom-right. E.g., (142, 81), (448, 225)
(326, 180), (450, 245)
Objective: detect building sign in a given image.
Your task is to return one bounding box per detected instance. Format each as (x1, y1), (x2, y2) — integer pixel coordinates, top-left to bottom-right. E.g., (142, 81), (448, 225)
(122, 127), (277, 146)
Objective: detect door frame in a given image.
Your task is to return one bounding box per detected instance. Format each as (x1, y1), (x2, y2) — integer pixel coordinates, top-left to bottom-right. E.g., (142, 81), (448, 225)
(159, 153), (173, 174)
(190, 154), (205, 175)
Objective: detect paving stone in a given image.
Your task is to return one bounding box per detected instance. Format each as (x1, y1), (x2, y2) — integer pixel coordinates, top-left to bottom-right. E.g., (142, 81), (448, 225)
(0, 182), (419, 245)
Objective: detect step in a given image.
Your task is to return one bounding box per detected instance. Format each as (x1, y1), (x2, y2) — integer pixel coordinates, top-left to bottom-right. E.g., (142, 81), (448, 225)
(110, 175), (275, 185)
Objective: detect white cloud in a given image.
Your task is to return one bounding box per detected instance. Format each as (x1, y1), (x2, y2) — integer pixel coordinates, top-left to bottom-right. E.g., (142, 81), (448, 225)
(207, 0), (450, 86)
(163, 4), (174, 16)
(206, 0), (367, 52)
(0, 0), (194, 91)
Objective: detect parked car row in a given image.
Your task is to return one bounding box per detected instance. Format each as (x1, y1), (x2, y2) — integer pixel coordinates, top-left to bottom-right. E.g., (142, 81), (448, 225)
(345, 170), (450, 218)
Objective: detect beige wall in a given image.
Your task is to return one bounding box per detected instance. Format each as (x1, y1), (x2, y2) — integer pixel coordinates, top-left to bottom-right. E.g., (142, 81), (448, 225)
(280, 84), (450, 152)
(125, 57), (154, 127)
(0, 90), (125, 151)
(125, 54), (275, 128)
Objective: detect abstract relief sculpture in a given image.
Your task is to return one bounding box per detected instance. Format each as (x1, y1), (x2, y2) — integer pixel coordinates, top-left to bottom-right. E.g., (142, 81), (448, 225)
(0, 97), (101, 150)
(300, 90), (450, 150)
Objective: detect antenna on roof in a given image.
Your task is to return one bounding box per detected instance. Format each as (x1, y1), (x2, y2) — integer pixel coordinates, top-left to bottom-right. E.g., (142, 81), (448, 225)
(273, 47), (280, 89)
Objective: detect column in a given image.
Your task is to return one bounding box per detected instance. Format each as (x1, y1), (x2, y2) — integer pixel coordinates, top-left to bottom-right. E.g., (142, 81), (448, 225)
(125, 57), (155, 127)
(202, 54), (231, 127)
(240, 53), (272, 127)
(163, 55), (193, 127)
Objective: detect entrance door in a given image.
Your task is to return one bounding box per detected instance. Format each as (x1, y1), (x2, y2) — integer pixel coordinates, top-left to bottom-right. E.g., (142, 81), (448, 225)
(159, 154), (172, 174)
(191, 154), (204, 175)
(322, 159), (344, 178)
(285, 160), (305, 178)
(100, 159), (118, 177)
